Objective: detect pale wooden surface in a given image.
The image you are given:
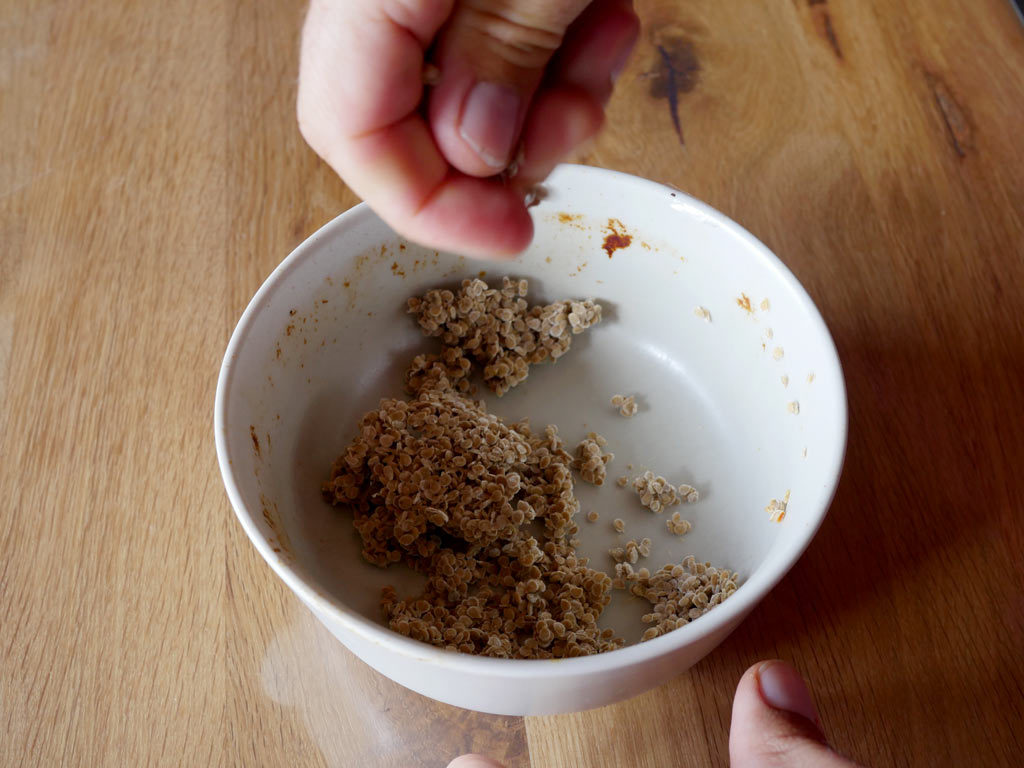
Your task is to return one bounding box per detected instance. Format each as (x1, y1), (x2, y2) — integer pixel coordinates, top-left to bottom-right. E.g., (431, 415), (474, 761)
(2, 0), (1023, 766)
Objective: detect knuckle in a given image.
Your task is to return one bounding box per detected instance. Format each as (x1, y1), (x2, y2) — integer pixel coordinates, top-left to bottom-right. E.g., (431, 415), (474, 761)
(383, 0), (453, 40)
(461, 6), (565, 70)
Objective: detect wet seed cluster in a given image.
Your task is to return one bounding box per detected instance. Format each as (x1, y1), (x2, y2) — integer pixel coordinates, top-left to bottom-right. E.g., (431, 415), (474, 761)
(623, 556), (739, 642)
(406, 278), (601, 397)
(324, 388), (623, 658)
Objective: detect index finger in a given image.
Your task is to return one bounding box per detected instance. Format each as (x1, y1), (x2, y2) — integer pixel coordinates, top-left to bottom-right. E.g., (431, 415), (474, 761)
(297, 0), (533, 256)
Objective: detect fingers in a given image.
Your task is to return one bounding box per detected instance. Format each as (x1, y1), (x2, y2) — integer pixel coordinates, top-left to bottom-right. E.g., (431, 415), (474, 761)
(550, 0), (639, 104)
(427, 0), (593, 176)
(513, 0), (639, 184)
(452, 662), (861, 768)
(297, 0), (532, 256)
(512, 85), (604, 186)
(447, 755), (507, 768)
(296, 0), (637, 256)
(730, 660), (863, 768)
(299, 0), (451, 137)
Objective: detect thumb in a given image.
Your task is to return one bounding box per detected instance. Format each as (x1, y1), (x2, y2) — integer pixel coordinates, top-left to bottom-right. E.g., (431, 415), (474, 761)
(427, 0), (592, 176)
(730, 660), (863, 768)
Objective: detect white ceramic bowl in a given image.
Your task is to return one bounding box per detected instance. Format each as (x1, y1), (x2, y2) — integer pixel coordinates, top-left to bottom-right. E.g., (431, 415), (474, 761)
(215, 165), (846, 716)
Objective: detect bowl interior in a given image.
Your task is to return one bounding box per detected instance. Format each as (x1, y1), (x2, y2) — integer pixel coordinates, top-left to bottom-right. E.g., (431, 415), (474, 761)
(220, 166), (846, 648)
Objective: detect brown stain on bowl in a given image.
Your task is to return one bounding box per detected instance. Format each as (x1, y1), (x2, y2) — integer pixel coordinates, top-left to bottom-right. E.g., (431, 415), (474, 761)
(249, 425), (260, 457)
(602, 218), (632, 258)
(338, 243), (392, 305)
(736, 293), (754, 314)
(554, 212), (586, 231)
(260, 493), (293, 559)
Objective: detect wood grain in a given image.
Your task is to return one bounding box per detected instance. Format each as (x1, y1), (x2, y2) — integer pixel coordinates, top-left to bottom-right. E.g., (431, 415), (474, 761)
(2, 0), (1022, 766)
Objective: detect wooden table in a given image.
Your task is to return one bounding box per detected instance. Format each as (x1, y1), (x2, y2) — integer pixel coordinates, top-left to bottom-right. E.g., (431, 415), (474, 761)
(3, 1), (1023, 765)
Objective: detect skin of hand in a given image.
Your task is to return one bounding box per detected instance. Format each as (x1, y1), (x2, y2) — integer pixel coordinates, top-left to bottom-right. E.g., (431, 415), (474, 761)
(729, 660), (863, 768)
(297, 0), (639, 258)
(446, 661), (864, 768)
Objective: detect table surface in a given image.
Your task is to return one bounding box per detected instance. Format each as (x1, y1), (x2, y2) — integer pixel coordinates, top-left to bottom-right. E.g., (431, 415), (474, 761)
(3, 0), (1023, 765)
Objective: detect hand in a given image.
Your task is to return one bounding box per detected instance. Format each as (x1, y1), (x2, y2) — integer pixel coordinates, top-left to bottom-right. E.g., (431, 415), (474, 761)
(297, 0), (639, 258)
(446, 660), (864, 767)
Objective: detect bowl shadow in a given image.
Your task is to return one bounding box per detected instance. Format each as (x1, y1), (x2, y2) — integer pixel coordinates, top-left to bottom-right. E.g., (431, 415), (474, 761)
(682, 322), (1024, 764)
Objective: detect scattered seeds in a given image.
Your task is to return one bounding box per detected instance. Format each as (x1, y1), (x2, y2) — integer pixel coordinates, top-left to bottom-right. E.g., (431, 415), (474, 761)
(616, 475), (629, 488)
(523, 185), (545, 208)
(677, 484), (700, 504)
(612, 518), (625, 533)
(627, 555), (739, 642)
(787, 401), (800, 415)
(610, 537), (653, 564)
(766, 491), (791, 523)
(421, 63), (441, 85)
(667, 512), (692, 536)
(760, 298), (771, 311)
(610, 394), (638, 418)
(632, 470), (681, 513)
(694, 306), (711, 322)
(772, 346), (784, 361)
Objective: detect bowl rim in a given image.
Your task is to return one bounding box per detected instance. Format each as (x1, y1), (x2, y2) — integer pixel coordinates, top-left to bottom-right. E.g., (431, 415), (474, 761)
(214, 163), (848, 677)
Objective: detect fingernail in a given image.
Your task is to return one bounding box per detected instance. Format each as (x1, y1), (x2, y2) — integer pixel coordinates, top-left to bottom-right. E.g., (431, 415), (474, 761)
(459, 82), (520, 169)
(757, 661), (821, 727)
(610, 29), (639, 84)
